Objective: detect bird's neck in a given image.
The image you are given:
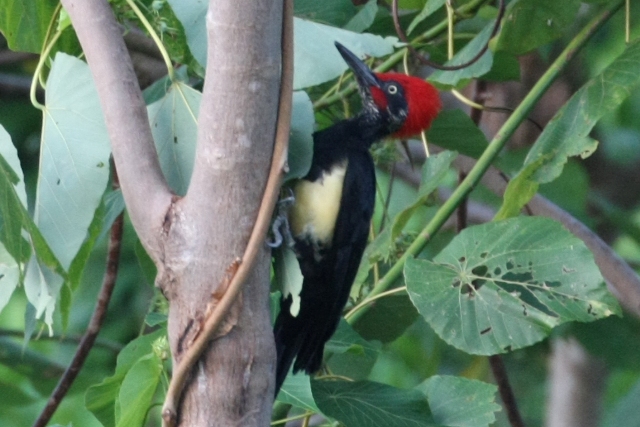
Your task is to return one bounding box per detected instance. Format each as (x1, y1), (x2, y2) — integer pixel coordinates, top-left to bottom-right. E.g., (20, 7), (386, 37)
(318, 112), (390, 151)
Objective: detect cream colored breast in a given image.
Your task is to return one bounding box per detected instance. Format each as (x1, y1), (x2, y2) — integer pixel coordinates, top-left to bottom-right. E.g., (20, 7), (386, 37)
(290, 160), (348, 245)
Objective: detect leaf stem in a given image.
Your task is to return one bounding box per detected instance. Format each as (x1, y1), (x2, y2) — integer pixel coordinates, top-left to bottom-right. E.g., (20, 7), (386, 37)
(125, 0), (175, 81)
(347, 0), (624, 325)
(313, 0), (489, 110)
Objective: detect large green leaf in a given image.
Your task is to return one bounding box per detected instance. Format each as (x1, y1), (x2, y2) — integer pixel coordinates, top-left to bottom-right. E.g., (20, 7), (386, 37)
(523, 39), (640, 183)
(429, 20), (495, 89)
(0, 0), (57, 52)
(165, 0), (207, 67)
(416, 376), (500, 427)
(495, 0), (581, 55)
(295, 0), (360, 27)
(353, 294), (419, 343)
(407, 0), (446, 36)
(325, 319), (381, 379)
(0, 126), (29, 268)
(0, 242), (20, 315)
(276, 372), (320, 413)
(293, 19), (396, 89)
(344, 0), (378, 33)
(427, 109), (489, 159)
(147, 81), (200, 196)
(405, 217), (620, 355)
(602, 377), (640, 427)
(26, 53), (110, 330)
(390, 150), (457, 241)
(502, 39), (640, 216)
(312, 379), (437, 427)
(37, 53), (111, 269)
(287, 91), (315, 181)
(167, 0), (395, 88)
(86, 329), (166, 427)
(115, 353), (163, 427)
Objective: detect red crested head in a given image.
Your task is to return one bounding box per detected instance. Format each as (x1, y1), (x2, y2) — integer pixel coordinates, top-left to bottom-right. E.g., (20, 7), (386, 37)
(375, 73), (441, 139)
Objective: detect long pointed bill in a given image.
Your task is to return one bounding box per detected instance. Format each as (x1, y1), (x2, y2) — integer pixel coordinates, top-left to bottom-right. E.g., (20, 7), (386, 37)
(335, 42), (381, 90)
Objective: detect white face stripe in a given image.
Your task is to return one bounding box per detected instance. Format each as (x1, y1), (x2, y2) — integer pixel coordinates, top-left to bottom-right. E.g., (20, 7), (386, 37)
(290, 160), (349, 245)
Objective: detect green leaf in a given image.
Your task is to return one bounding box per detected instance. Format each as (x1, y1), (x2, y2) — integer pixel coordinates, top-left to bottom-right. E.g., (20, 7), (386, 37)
(38, 52), (111, 270)
(405, 217), (620, 355)
(24, 257), (63, 334)
(135, 238), (157, 287)
(521, 39), (640, 184)
(325, 319), (381, 380)
(416, 376), (500, 427)
(273, 247), (303, 317)
(86, 329), (166, 427)
(295, 0), (360, 27)
(493, 156), (546, 220)
(148, 81), (200, 196)
(407, 0), (446, 36)
(167, 0), (395, 86)
(344, 0), (378, 33)
(351, 226), (393, 298)
(602, 377), (640, 427)
(482, 51), (520, 82)
(0, 0), (57, 52)
(0, 242), (20, 319)
(429, 20), (495, 90)
(353, 294), (419, 343)
(287, 91), (315, 181)
(165, 0), (207, 67)
(427, 109), (489, 159)
(312, 379), (437, 427)
(115, 353), (163, 427)
(495, 0), (581, 55)
(294, 19), (397, 89)
(276, 372), (320, 413)
(390, 151), (457, 240)
(0, 126), (29, 264)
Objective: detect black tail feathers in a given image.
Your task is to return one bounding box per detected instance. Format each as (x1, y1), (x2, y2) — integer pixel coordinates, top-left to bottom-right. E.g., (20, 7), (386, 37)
(273, 294), (336, 395)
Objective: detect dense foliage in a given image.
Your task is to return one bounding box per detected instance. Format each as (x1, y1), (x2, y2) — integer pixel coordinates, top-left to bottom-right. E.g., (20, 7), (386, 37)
(0, 0), (639, 426)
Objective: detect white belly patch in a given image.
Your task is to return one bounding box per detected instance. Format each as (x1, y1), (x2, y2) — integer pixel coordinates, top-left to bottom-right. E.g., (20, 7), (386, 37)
(290, 160), (348, 245)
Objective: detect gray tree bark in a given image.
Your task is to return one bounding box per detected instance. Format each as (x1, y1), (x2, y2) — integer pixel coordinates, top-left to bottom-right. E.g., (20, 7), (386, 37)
(62, 0), (282, 425)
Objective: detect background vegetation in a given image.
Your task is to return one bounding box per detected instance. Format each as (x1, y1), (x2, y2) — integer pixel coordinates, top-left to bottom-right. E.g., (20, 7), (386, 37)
(1, 0), (639, 426)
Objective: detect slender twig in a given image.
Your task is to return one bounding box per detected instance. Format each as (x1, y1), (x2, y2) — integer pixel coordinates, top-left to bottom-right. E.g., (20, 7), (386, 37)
(159, 1), (294, 424)
(489, 355), (526, 427)
(391, 0), (505, 71)
(32, 170), (125, 427)
(313, 0), (488, 111)
(347, 1), (624, 325)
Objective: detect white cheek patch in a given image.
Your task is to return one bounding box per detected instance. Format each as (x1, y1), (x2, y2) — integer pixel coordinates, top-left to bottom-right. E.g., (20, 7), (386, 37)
(290, 160), (348, 245)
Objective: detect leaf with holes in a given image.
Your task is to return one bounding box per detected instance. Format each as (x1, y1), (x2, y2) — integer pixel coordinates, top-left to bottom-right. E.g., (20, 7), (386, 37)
(405, 217), (620, 355)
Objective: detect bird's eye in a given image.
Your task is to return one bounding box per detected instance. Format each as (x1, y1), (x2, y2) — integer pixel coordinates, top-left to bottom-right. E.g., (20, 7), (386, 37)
(387, 84), (398, 94)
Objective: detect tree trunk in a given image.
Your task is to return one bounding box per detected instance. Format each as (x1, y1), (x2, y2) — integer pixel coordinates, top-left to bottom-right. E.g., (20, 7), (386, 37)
(62, 0), (283, 424)
(160, 1), (282, 424)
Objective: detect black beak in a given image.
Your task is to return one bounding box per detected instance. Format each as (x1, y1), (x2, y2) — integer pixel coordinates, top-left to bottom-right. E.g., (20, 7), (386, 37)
(335, 42), (381, 90)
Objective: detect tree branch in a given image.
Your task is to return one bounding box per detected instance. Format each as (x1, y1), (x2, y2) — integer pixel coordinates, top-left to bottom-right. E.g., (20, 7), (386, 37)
(60, 0), (172, 257)
(31, 172), (125, 427)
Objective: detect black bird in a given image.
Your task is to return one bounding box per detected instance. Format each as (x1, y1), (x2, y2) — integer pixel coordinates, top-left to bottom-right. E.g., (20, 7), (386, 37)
(274, 42), (441, 393)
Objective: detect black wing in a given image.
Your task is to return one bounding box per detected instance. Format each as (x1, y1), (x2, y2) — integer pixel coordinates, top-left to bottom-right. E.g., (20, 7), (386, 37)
(273, 149), (376, 392)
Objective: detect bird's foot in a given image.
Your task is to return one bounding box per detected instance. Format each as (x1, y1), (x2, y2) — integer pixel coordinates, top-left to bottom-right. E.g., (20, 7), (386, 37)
(267, 188), (295, 249)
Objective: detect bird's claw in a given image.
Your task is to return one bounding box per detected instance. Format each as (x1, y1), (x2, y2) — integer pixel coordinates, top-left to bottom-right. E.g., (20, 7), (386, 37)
(267, 188), (295, 249)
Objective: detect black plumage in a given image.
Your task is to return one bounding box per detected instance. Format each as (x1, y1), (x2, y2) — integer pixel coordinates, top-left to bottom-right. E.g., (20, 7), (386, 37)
(273, 42), (441, 394)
